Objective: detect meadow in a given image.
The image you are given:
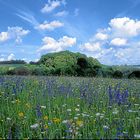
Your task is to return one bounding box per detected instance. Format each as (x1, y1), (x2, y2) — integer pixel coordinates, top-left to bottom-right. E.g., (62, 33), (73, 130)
(0, 76), (140, 139)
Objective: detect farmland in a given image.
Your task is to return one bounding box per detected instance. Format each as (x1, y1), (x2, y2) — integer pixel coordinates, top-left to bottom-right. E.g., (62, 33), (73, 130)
(0, 76), (140, 139)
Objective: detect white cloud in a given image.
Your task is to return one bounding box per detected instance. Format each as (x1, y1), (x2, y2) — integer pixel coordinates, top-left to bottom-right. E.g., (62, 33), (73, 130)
(109, 17), (140, 37)
(7, 53), (15, 61)
(110, 38), (127, 46)
(54, 10), (68, 17)
(79, 17), (140, 65)
(37, 20), (64, 31)
(95, 32), (108, 40)
(0, 27), (30, 43)
(0, 32), (9, 42)
(0, 57), (5, 61)
(38, 36), (76, 52)
(41, 0), (66, 13)
(80, 42), (101, 52)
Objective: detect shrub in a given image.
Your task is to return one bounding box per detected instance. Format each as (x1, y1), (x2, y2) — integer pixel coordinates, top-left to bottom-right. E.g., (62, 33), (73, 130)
(31, 67), (46, 75)
(7, 66), (31, 75)
(128, 70), (140, 79)
(113, 70), (123, 78)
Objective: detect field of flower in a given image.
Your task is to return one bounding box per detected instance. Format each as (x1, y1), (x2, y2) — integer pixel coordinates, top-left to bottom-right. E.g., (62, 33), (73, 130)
(0, 76), (140, 139)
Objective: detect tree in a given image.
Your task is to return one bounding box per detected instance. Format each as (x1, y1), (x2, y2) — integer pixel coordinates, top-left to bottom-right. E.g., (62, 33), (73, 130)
(39, 51), (101, 76)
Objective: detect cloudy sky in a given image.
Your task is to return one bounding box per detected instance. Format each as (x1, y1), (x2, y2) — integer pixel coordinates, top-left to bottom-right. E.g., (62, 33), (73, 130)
(0, 0), (140, 65)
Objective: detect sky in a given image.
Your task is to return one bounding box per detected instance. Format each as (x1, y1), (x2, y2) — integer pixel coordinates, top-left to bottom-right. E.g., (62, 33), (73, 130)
(0, 0), (140, 65)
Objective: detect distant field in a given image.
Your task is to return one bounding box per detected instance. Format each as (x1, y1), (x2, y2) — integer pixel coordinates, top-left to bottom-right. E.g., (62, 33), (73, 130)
(0, 64), (26, 67)
(0, 76), (140, 139)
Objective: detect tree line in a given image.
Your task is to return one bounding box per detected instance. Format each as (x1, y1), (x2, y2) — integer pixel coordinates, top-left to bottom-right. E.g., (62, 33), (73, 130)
(0, 51), (140, 79)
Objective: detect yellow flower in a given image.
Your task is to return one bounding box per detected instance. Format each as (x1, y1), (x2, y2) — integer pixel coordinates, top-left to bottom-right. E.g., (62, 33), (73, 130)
(76, 120), (83, 127)
(16, 99), (21, 104)
(53, 118), (61, 123)
(25, 103), (31, 108)
(44, 116), (48, 120)
(18, 112), (24, 118)
(44, 124), (49, 129)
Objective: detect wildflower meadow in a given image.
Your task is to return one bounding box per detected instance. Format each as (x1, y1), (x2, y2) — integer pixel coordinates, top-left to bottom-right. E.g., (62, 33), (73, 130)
(0, 76), (140, 139)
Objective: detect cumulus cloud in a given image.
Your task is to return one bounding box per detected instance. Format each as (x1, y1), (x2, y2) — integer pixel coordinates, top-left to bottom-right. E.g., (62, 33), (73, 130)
(0, 27), (30, 43)
(95, 32), (108, 40)
(80, 42), (101, 52)
(109, 17), (140, 38)
(80, 17), (140, 65)
(38, 36), (76, 52)
(54, 10), (68, 17)
(0, 32), (9, 42)
(41, 0), (66, 13)
(7, 53), (15, 61)
(0, 57), (5, 61)
(37, 20), (64, 31)
(110, 38), (127, 46)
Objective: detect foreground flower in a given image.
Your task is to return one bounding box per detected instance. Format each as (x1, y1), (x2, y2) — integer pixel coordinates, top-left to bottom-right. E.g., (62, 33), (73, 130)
(76, 120), (83, 127)
(16, 99), (21, 104)
(30, 123), (39, 129)
(41, 106), (46, 109)
(44, 124), (49, 129)
(18, 112), (24, 118)
(53, 118), (61, 123)
(6, 117), (12, 121)
(44, 116), (48, 120)
(134, 134), (140, 138)
(62, 120), (68, 124)
(25, 103), (31, 108)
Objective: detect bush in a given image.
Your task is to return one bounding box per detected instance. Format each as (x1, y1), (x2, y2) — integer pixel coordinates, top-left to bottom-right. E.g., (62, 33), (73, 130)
(7, 66), (31, 75)
(32, 67), (46, 75)
(113, 70), (123, 78)
(128, 70), (140, 79)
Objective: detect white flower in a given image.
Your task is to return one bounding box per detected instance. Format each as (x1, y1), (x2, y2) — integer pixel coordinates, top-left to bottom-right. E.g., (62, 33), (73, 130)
(76, 114), (80, 116)
(134, 134), (140, 138)
(112, 110), (119, 114)
(62, 120), (68, 124)
(134, 104), (139, 106)
(96, 113), (101, 117)
(62, 104), (67, 107)
(6, 117), (11, 121)
(100, 115), (104, 119)
(75, 108), (80, 111)
(67, 109), (71, 112)
(30, 123), (39, 129)
(41, 106), (46, 109)
(11, 101), (15, 104)
(77, 104), (80, 107)
(103, 125), (109, 129)
(74, 117), (78, 120)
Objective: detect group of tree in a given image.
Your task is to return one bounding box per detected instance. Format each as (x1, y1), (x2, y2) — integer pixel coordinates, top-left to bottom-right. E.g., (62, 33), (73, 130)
(0, 51), (140, 79)
(0, 60), (27, 64)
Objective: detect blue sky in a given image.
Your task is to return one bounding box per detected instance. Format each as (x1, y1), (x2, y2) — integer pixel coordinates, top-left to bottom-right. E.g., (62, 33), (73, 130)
(0, 0), (140, 65)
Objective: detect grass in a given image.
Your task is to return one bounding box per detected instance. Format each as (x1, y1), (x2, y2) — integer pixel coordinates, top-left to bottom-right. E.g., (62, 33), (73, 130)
(0, 76), (140, 139)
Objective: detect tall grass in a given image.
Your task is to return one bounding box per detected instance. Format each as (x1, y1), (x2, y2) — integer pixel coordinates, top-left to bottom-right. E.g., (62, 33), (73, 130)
(0, 76), (140, 139)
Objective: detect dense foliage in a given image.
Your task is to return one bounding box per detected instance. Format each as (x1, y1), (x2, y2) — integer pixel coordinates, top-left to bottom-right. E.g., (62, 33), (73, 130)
(39, 51), (101, 76)
(0, 76), (140, 139)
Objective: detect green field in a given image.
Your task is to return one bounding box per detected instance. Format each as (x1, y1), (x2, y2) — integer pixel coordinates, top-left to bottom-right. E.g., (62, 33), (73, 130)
(0, 76), (140, 139)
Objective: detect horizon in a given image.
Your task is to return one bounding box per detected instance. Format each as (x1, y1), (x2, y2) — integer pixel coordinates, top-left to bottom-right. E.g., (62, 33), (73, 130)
(0, 0), (140, 65)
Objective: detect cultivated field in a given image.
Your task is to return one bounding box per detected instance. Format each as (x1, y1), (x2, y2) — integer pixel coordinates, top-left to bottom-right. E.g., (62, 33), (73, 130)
(0, 76), (140, 139)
